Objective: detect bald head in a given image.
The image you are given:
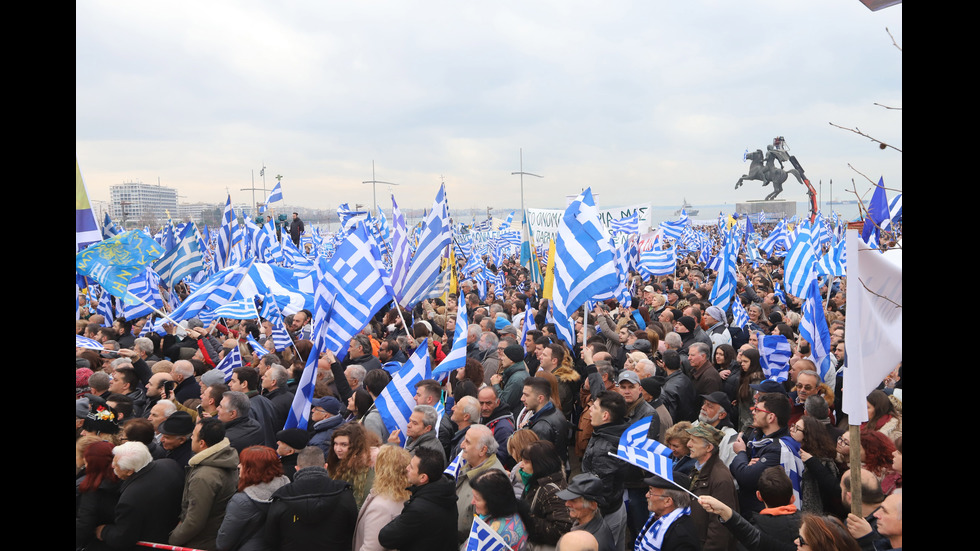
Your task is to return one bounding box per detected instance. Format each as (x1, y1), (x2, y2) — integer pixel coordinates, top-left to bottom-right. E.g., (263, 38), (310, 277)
(557, 530), (599, 551)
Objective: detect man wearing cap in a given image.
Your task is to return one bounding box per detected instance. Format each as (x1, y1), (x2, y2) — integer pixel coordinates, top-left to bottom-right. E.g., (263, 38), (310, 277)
(685, 424), (738, 551)
(276, 427), (310, 480)
(694, 392), (739, 467)
(703, 306), (732, 355)
(308, 396), (345, 457)
(491, 343), (530, 416)
(625, 338), (652, 361)
(581, 390), (629, 551)
(557, 473), (616, 551)
(159, 411), (196, 469)
(635, 475), (700, 551)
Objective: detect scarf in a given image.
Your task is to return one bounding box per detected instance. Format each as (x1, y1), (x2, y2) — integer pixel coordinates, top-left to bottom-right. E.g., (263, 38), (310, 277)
(635, 506), (691, 551)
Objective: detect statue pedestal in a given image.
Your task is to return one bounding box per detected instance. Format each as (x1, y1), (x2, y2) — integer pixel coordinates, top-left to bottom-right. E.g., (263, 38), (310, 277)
(737, 200), (796, 220)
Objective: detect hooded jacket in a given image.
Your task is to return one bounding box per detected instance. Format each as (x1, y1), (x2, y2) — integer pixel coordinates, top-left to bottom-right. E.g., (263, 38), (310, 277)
(265, 466), (357, 551)
(215, 475), (290, 551)
(169, 437), (240, 550)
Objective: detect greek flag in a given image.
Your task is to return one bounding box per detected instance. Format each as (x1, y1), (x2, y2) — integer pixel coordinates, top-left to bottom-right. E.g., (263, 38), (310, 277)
(153, 222), (205, 287)
(167, 258), (254, 323)
(210, 296), (260, 320)
(611, 212), (639, 234)
(493, 269), (505, 299)
(96, 287), (115, 325)
(708, 238), (738, 311)
(259, 295), (296, 351)
(888, 192), (902, 225)
(391, 197), (413, 302)
(102, 212), (123, 240)
(814, 238), (846, 277)
(782, 222), (815, 298)
(281, 235), (316, 272)
(498, 211), (515, 231)
(433, 308), (468, 377)
(398, 185), (451, 308)
(461, 249), (484, 279)
(284, 338), (322, 430)
(266, 180), (283, 204)
(779, 436), (805, 506)
(122, 267), (165, 319)
(76, 335), (104, 350)
(551, 188), (620, 347)
(215, 195), (235, 271)
(445, 451), (467, 479)
(311, 222), (395, 361)
(519, 302), (536, 346)
(732, 297), (749, 328)
(215, 344), (243, 382)
(246, 334), (270, 358)
(759, 334), (793, 382)
(659, 219), (686, 241)
(638, 243), (676, 277)
(466, 515), (512, 551)
(799, 276), (833, 381)
(622, 416), (674, 457)
(376, 339), (432, 446)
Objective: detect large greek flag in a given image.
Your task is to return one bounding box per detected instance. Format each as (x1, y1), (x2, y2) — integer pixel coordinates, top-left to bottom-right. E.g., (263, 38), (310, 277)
(121, 267), (165, 320)
(215, 195), (235, 271)
(638, 243), (676, 277)
(167, 258), (253, 323)
(708, 237), (738, 311)
(154, 222), (204, 287)
(551, 188), (619, 347)
(209, 296), (260, 321)
(311, 222), (395, 361)
(611, 212), (639, 234)
(611, 415), (674, 479)
(215, 345), (243, 382)
(376, 340), (432, 446)
(783, 221), (815, 298)
(266, 180), (284, 204)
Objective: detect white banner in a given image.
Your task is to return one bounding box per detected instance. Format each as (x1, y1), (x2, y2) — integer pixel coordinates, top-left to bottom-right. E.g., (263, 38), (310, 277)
(527, 202), (652, 246)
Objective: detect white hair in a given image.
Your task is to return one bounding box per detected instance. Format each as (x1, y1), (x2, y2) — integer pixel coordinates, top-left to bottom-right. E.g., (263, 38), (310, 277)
(113, 441), (153, 472)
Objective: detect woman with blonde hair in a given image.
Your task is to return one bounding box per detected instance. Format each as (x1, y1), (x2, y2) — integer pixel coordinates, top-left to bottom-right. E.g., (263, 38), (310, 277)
(353, 445), (412, 551)
(506, 429), (541, 499)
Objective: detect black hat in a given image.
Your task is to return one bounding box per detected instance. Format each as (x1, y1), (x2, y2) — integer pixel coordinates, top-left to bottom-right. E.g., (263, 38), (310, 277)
(503, 344), (526, 363)
(750, 379), (788, 395)
(159, 411), (195, 436)
(640, 377), (664, 399)
(677, 316), (697, 333)
(643, 472), (691, 491)
(626, 339), (651, 352)
(82, 401), (120, 435)
(556, 473), (604, 502)
(276, 428), (311, 450)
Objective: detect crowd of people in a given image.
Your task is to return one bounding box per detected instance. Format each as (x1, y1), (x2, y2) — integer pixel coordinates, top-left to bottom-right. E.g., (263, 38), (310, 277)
(75, 222), (903, 551)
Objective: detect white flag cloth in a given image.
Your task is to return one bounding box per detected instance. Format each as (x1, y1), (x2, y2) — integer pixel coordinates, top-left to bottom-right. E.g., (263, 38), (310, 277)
(842, 230), (902, 424)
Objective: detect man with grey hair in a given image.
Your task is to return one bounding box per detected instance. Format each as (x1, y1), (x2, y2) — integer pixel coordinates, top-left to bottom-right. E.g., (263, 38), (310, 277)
(635, 476), (699, 550)
(477, 331), (500, 379)
(260, 364), (294, 430)
(344, 364), (366, 393)
(664, 331), (683, 352)
(454, 424), (506, 544)
(171, 360), (200, 404)
(688, 341), (722, 401)
(449, 395), (481, 458)
(390, 404), (446, 462)
(217, 390), (265, 452)
(466, 323), (483, 359)
(345, 333), (382, 372)
(93, 442), (184, 549)
(148, 399), (178, 440)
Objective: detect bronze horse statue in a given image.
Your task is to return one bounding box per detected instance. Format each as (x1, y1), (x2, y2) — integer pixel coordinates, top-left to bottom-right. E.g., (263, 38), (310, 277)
(735, 147), (805, 200)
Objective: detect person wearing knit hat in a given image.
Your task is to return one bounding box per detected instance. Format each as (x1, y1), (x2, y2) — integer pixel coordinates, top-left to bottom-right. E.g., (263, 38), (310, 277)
(502, 344), (525, 364)
(703, 306), (732, 354)
(684, 422), (738, 551)
(159, 411), (196, 468)
(276, 428), (311, 480)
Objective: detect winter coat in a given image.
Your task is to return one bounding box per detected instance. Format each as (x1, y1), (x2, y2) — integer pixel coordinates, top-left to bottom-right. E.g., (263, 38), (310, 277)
(378, 476), (459, 551)
(455, 454), (507, 543)
(687, 453), (739, 551)
(525, 401), (571, 464)
(309, 414), (345, 457)
(169, 437), (240, 550)
(581, 421), (628, 516)
(76, 477), (121, 550)
(215, 475), (290, 551)
(717, 508), (796, 551)
(353, 490), (408, 551)
(483, 404), (517, 469)
(225, 415), (267, 453)
(265, 466), (358, 551)
(521, 471), (572, 546)
(405, 429), (446, 464)
(494, 361), (530, 415)
(662, 369), (699, 423)
(98, 459), (184, 551)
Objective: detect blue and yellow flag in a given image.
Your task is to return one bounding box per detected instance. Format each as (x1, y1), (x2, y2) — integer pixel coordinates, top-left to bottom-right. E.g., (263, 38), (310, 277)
(76, 230), (166, 300)
(76, 160), (102, 252)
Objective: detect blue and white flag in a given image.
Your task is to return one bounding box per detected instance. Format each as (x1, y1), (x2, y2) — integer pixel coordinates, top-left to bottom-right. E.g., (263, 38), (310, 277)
(398, 185), (451, 308)
(209, 296), (260, 321)
(466, 514), (512, 551)
(284, 339), (321, 430)
(121, 267), (165, 320)
(759, 334), (793, 382)
(376, 339), (432, 446)
(96, 286), (115, 325)
(551, 188), (619, 347)
(708, 238), (738, 311)
(621, 416), (673, 457)
(154, 222), (205, 287)
(215, 344), (243, 382)
(519, 302), (537, 346)
(259, 294), (296, 352)
(888, 192), (902, 225)
(779, 436), (805, 506)
(433, 308), (468, 378)
(167, 258), (253, 323)
(638, 244), (676, 277)
(610, 416), (675, 483)
(799, 276), (833, 381)
(611, 212), (639, 235)
(311, 222), (395, 361)
(102, 212), (123, 240)
(246, 334), (270, 358)
(498, 211), (515, 231)
(266, 180), (284, 204)
(215, 195), (235, 271)
(731, 297), (750, 328)
(76, 335), (104, 350)
(862, 177), (890, 244)
(782, 222), (815, 298)
(445, 451), (467, 479)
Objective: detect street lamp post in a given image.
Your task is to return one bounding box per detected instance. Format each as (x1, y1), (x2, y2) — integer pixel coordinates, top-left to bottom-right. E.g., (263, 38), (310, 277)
(362, 160), (399, 217)
(510, 148), (543, 232)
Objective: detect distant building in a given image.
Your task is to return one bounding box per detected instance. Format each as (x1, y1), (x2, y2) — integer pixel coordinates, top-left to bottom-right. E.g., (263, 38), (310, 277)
(110, 181), (178, 226)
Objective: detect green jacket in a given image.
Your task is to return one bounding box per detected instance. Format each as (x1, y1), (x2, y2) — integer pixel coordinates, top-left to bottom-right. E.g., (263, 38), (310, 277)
(169, 437), (240, 550)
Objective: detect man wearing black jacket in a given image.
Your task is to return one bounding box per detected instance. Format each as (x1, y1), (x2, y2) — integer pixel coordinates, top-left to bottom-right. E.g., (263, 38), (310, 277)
(379, 447), (458, 551)
(581, 390), (629, 551)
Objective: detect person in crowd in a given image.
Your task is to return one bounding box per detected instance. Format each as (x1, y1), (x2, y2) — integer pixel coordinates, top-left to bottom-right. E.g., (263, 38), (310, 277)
(634, 475), (700, 551)
(378, 447), (458, 551)
(557, 473), (616, 551)
(455, 424), (508, 544)
(469, 469), (531, 551)
(790, 415), (842, 515)
(216, 445), (290, 551)
(862, 389), (901, 443)
(665, 421), (697, 477)
(520, 440), (573, 548)
(326, 422), (377, 509)
(684, 424), (738, 551)
(76, 441), (121, 550)
(353, 445), (412, 551)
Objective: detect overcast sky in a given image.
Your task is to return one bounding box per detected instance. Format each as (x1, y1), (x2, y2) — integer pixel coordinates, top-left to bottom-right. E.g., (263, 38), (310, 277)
(76, 1), (902, 214)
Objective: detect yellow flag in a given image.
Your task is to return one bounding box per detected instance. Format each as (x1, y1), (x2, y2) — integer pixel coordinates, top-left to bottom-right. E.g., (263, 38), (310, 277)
(542, 239), (557, 300)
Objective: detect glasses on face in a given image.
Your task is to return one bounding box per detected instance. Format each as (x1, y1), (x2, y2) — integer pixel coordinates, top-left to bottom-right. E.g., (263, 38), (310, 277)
(837, 435), (849, 445)
(790, 424), (804, 434)
(795, 383), (815, 391)
(751, 405), (772, 415)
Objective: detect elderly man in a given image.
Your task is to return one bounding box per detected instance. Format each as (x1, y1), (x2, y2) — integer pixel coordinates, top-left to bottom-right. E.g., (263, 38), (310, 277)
(148, 399), (177, 440)
(634, 475), (700, 551)
(448, 395), (480, 459)
(260, 364), (294, 430)
(217, 391), (265, 453)
(788, 367), (825, 425)
(685, 424), (738, 551)
(453, 424), (507, 544)
(391, 404), (446, 463)
(478, 386), (516, 468)
(688, 342), (723, 402)
(848, 491), (902, 550)
(694, 392), (739, 467)
(169, 417), (239, 550)
(557, 473), (616, 551)
(308, 396), (345, 457)
(345, 334), (382, 372)
(158, 411), (196, 469)
(94, 442), (184, 549)
(171, 360), (200, 404)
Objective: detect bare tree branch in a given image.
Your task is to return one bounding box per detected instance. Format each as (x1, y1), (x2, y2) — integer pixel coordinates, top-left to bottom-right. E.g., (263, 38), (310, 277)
(873, 102), (901, 110)
(828, 122), (902, 153)
(858, 276), (902, 308)
(886, 27), (902, 52)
